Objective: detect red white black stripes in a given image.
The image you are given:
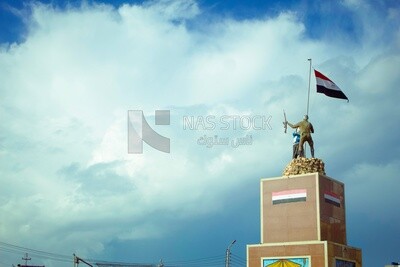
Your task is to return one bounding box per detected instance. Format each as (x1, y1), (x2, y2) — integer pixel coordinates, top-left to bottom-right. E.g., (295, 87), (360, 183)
(314, 69), (349, 101)
(272, 189), (307, 205)
(324, 191), (341, 207)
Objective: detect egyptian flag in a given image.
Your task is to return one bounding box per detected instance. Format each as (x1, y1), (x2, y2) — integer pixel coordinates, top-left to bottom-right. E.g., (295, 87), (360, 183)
(314, 69), (349, 101)
(272, 189), (307, 205)
(324, 191), (341, 207)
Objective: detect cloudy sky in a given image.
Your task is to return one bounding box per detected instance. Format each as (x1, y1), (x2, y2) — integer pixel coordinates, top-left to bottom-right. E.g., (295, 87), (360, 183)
(0, 0), (399, 266)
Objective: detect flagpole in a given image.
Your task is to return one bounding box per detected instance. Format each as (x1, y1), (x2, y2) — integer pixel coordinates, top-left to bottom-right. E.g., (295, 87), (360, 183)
(305, 58), (312, 157)
(306, 58), (312, 116)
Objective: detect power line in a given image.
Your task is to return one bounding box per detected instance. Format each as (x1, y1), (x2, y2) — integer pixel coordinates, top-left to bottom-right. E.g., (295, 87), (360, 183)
(92, 259), (158, 267)
(0, 241), (71, 265)
(96, 264), (156, 267)
(231, 253), (247, 266)
(0, 241), (247, 267)
(0, 241), (71, 262)
(163, 254), (226, 267)
(230, 254), (246, 264)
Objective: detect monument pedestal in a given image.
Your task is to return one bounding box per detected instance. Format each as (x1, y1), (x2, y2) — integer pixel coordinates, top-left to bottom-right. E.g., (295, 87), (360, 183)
(247, 172), (362, 267)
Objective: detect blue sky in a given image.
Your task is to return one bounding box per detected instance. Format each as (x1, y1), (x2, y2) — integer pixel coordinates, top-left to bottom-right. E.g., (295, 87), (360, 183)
(0, 0), (399, 267)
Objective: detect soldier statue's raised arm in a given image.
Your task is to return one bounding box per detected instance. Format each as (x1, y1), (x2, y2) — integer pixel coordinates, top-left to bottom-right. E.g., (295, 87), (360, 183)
(286, 115), (315, 158)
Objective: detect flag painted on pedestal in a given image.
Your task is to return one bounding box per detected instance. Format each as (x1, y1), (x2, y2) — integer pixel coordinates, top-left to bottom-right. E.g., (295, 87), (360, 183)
(324, 191), (341, 207)
(272, 189), (307, 205)
(314, 69), (349, 101)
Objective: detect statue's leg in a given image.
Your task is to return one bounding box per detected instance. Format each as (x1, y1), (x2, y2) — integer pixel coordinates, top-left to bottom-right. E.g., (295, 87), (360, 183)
(308, 138), (315, 158)
(293, 144), (299, 158)
(292, 145), (296, 159)
(298, 138), (305, 157)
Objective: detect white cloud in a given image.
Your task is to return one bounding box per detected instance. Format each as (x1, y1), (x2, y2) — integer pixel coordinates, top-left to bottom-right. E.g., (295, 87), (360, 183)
(356, 53), (400, 95)
(345, 160), (400, 222)
(0, 0), (399, 266)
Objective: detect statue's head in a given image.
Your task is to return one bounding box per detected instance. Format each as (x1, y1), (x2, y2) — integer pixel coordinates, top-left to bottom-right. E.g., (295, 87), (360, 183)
(304, 115), (309, 121)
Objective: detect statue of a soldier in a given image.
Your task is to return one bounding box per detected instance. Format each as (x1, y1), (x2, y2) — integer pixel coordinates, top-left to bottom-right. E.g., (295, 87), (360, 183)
(285, 115), (315, 158)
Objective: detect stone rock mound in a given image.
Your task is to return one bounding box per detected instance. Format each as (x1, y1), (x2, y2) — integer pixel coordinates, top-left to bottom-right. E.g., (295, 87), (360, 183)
(282, 157), (326, 176)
